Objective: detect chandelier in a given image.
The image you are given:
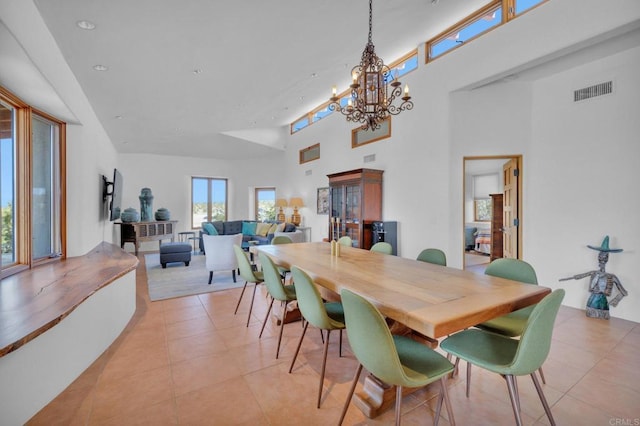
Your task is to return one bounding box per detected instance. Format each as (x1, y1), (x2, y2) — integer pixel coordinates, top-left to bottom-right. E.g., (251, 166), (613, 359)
(329, 0), (413, 131)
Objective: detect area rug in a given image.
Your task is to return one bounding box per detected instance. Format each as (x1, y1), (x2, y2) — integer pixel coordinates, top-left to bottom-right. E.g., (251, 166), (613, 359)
(145, 253), (244, 301)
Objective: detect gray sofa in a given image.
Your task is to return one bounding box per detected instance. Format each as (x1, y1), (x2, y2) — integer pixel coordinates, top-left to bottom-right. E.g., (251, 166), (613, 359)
(198, 220), (297, 253)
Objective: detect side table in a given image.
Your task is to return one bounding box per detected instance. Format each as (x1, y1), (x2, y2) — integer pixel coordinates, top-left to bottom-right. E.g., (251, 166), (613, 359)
(178, 231), (197, 254)
(296, 226), (312, 242)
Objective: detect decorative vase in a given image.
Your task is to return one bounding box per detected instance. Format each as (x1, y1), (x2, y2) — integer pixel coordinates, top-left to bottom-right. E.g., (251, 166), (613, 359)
(155, 208), (170, 221)
(120, 207), (140, 223)
(139, 187), (154, 222)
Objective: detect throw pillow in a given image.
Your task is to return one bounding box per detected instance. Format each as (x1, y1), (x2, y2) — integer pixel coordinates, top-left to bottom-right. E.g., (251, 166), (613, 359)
(268, 223), (278, 234)
(256, 222), (270, 237)
(284, 222), (296, 232)
(276, 222), (286, 232)
(203, 223), (218, 235)
(242, 221), (257, 235)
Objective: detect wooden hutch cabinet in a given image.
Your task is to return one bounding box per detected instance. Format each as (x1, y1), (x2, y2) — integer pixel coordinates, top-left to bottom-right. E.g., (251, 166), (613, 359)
(327, 168), (383, 249)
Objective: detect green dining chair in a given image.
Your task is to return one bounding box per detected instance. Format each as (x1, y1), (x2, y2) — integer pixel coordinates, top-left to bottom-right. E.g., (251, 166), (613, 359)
(233, 245), (265, 327)
(337, 236), (352, 247)
(339, 289), (455, 426)
(416, 248), (447, 266)
(370, 241), (393, 254)
(289, 266), (345, 408)
(478, 259), (547, 378)
(271, 235), (293, 245)
(257, 252), (297, 359)
(440, 289), (564, 426)
(271, 234), (293, 279)
(479, 258), (539, 336)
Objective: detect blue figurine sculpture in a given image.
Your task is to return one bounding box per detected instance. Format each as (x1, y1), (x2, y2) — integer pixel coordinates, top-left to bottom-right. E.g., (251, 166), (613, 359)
(560, 236), (627, 319)
(139, 187), (154, 222)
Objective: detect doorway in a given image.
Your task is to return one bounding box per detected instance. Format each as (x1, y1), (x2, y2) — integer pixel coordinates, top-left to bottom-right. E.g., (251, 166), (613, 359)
(463, 156), (523, 271)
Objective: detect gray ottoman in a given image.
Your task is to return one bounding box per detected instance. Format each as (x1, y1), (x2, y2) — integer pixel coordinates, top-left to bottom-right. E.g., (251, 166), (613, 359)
(159, 242), (191, 268)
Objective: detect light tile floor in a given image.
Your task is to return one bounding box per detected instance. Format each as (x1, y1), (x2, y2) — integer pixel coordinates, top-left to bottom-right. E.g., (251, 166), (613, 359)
(28, 254), (640, 425)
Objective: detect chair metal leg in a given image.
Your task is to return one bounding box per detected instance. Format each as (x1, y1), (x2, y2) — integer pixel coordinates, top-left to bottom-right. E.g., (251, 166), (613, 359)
(538, 366), (546, 384)
(208, 271), (213, 285)
(289, 321), (309, 373)
(514, 375), (520, 412)
(531, 372), (556, 426)
(317, 329), (331, 408)
(234, 281), (248, 314)
(446, 354), (459, 377)
(338, 363), (363, 425)
(466, 361), (472, 397)
(505, 374), (523, 426)
(339, 329), (343, 357)
(259, 297), (274, 338)
(394, 385), (403, 426)
(452, 357), (460, 378)
(246, 282), (258, 327)
(275, 301), (289, 359)
(435, 376), (455, 426)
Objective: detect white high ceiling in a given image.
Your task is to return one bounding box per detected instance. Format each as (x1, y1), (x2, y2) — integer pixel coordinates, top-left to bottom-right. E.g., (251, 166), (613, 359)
(29, 0), (490, 159)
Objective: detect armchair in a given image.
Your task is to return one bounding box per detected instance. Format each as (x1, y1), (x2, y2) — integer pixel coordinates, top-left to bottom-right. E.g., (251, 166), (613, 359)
(203, 233), (243, 284)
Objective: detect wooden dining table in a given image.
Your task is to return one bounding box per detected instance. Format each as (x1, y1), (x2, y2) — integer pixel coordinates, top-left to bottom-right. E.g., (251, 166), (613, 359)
(257, 242), (551, 417)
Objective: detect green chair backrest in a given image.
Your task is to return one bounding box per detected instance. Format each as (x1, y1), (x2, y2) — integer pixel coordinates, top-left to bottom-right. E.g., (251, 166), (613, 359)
(340, 289), (407, 385)
(233, 245), (260, 282)
(416, 248), (447, 266)
(258, 252), (290, 301)
(508, 289), (565, 375)
(338, 236), (352, 247)
(291, 266), (340, 330)
(370, 242), (393, 255)
(485, 258), (538, 285)
(272, 235), (292, 245)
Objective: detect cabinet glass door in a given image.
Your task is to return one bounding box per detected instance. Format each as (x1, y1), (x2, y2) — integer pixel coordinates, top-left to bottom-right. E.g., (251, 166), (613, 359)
(345, 185), (360, 223)
(330, 186), (342, 219)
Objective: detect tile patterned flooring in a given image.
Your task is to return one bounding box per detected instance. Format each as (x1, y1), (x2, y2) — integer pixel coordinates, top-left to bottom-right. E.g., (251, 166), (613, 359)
(28, 254), (640, 425)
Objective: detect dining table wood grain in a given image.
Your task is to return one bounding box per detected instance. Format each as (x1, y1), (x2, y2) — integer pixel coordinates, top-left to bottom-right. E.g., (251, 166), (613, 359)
(257, 242), (550, 339)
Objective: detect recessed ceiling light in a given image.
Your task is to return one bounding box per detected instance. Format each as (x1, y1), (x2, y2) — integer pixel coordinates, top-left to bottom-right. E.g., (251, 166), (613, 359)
(93, 64), (108, 71)
(115, 115), (123, 119)
(310, 73), (318, 78)
(192, 69), (203, 74)
(76, 20), (96, 30)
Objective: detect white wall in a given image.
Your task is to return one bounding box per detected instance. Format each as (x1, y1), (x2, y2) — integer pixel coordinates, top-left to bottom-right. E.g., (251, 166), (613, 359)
(527, 44), (640, 321)
(117, 152), (286, 252)
(283, 0), (640, 322)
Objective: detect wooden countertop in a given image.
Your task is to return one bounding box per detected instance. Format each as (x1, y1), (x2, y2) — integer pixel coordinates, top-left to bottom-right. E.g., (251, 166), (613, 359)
(0, 242), (138, 357)
(257, 242), (550, 338)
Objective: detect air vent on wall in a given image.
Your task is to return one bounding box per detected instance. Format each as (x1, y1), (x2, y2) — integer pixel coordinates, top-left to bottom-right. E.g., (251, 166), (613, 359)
(363, 154), (376, 163)
(574, 81), (613, 102)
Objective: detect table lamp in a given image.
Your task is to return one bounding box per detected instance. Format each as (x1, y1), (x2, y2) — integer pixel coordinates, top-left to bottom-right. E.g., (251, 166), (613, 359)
(289, 197), (304, 226)
(275, 198), (288, 222)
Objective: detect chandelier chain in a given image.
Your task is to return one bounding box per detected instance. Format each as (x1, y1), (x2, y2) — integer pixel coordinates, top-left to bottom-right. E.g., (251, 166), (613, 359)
(368, 0), (373, 45)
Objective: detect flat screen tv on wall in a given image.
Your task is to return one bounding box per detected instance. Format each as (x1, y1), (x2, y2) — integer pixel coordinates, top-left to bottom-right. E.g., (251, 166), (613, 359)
(103, 168), (123, 221)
